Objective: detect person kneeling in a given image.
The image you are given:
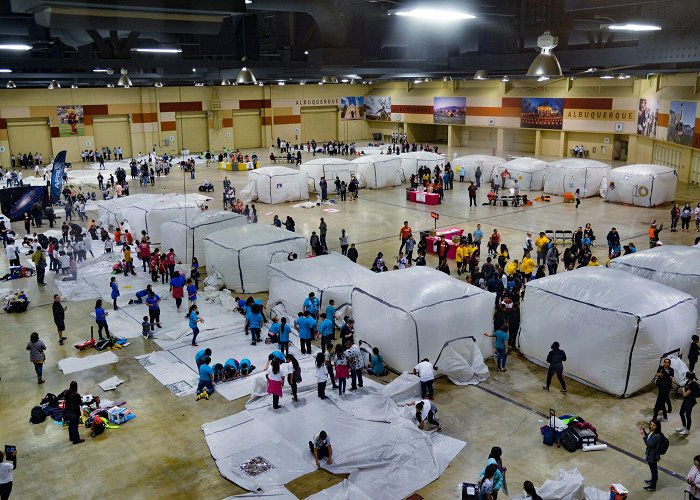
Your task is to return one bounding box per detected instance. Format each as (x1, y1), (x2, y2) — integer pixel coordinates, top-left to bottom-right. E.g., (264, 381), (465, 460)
(407, 399), (443, 431)
(196, 357), (216, 400)
(309, 430), (333, 468)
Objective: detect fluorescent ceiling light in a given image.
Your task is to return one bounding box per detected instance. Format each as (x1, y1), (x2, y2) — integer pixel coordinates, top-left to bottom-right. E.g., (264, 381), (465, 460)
(93, 68), (108, 73)
(71, 84), (78, 88)
(154, 82), (163, 88)
(599, 71), (615, 79)
(0, 44), (31, 51)
(393, 8), (475, 21)
(278, 81), (285, 85)
(107, 83), (115, 87)
(0, 69), (12, 73)
(608, 23), (661, 32)
(133, 48), (182, 53)
(341, 79), (349, 83)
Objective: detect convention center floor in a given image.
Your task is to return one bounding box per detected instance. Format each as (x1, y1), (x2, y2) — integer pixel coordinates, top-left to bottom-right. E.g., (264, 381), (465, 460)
(1, 145), (699, 499)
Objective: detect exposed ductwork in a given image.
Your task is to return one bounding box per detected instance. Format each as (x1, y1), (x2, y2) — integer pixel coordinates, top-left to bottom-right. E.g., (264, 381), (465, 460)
(248, 0), (347, 49)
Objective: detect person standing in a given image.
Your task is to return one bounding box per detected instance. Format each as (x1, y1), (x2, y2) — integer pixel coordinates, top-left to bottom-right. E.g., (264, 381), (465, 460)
(26, 332), (47, 384)
(266, 357), (284, 409)
(297, 311), (314, 354)
(339, 229), (349, 256)
(166, 248), (177, 278)
(640, 419), (663, 491)
(546, 243), (559, 275)
(690, 335), (700, 372)
(346, 243), (358, 263)
(473, 224), (484, 255)
(309, 431), (333, 468)
(333, 344), (349, 396)
(542, 342), (567, 394)
(0, 449), (16, 500)
(399, 221), (412, 253)
(169, 271), (186, 313)
(653, 358), (674, 421)
(110, 277), (120, 310)
(315, 352), (328, 399)
(671, 204), (681, 232)
(678, 372), (699, 436)
(685, 455), (700, 500)
(278, 317), (291, 356)
(52, 295), (68, 345)
(63, 381), (85, 445)
(468, 182), (477, 207)
(682, 203), (693, 232)
(34, 248), (46, 286)
(484, 327), (509, 372)
(319, 218), (328, 252)
(145, 290), (162, 330)
(436, 235), (449, 268)
(94, 299), (109, 340)
(286, 353), (301, 402)
(303, 292), (320, 318)
(475, 165), (482, 188)
(345, 340), (364, 391)
(188, 304), (204, 346)
(412, 358), (436, 399)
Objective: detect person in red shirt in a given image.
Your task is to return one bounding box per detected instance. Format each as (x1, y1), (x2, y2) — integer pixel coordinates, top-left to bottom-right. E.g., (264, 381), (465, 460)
(149, 251), (159, 282)
(399, 221), (412, 253)
(436, 235), (450, 267)
(166, 248), (177, 278)
(125, 230), (134, 245)
(138, 240), (151, 272)
(169, 270), (187, 313)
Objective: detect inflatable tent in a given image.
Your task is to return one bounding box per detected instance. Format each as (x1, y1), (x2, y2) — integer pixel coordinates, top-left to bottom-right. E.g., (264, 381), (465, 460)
(241, 167), (309, 204)
(267, 252), (374, 324)
(609, 245), (700, 317)
(601, 164), (677, 207)
(356, 145), (390, 156)
(97, 193), (211, 231)
(519, 267), (697, 397)
(351, 267), (495, 372)
(352, 155), (403, 189)
(120, 196), (209, 244)
(203, 225), (307, 293)
(543, 159), (611, 198)
(452, 155), (504, 184)
(398, 151), (445, 178)
(299, 158), (355, 193)
(159, 210), (247, 266)
(495, 157), (547, 190)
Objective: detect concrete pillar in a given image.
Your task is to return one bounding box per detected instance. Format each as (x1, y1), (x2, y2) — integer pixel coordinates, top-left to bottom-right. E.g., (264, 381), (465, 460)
(535, 130), (542, 156)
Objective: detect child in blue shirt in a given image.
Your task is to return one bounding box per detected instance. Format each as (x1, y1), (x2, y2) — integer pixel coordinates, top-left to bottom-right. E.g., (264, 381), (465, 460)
(325, 300), (336, 334)
(267, 318), (281, 344)
(110, 277), (120, 310)
(196, 357), (215, 400)
(278, 317), (291, 355)
(196, 348), (212, 368)
(186, 278), (197, 307)
(484, 328), (509, 372)
(248, 304), (264, 346)
(141, 315), (154, 339)
(318, 313), (334, 353)
(234, 297), (246, 314)
(223, 358), (239, 380)
(239, 358), (255, 376)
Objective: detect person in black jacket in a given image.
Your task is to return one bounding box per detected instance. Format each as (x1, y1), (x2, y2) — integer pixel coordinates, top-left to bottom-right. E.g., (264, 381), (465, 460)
(52, 294), (68, 345)
(542, 342), (567, 394)
(639, 418), (662, 491)
(63, 381), (84, 445)
(689, 335), (699, 372)
(653, 358), (674, 421)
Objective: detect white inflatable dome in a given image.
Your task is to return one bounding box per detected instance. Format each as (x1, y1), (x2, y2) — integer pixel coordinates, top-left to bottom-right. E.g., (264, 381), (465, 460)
(352, 155), (403, 189)
(267, 252), (374, 324)
(241, 166), (309, 204)
(519, 267), (697, 397)
(97, 193), (212, 231)
(602, 164), (677, 207)
(356, 145), (389, 156)
(299, 158), (355, 193)
(159, 210), (247, 266)
(203, 225), (307, 293)
(543, 159), (611, 198)
(495, 157), (547, 190)
(609, 245), (700, 316)
(452, 155), (504, 184)
(399, 151), (445, 177)
(351, 267), (495, 372)
(120, 195), (211, 243)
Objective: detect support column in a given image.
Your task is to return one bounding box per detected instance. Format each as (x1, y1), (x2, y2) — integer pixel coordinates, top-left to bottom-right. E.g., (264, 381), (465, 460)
(496, 128), (505, 157)
(534, 130), (542, 156)
(447, 125), (461, 150)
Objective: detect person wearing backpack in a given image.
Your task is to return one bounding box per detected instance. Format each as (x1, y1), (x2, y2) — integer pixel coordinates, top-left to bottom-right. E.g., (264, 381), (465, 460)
(639, 418), (666, 491)
(677, 371), (700, 436)
(26, 332), (46, 384)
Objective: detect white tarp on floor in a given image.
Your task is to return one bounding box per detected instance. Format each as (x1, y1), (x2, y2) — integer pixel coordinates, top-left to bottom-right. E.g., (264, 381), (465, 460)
(352, 155), (403, 189)
(519, 267), (697, 397)
(398, 151), (445, 177)
(300, 159), (356, 193)
(495, 157), (547, 190)
(159, 210), (247, 266)
(58, 351), (119, 374)
(267, 252), (374, 324)
(452, 155), (504, 183)
(202, 375), (465, 498)
(351, 267), (495, 372)
(204, 225), (307, 293)
(543, 159), (611, 198)
(601, 163), (677, 207)
(241, 167), (309, 204)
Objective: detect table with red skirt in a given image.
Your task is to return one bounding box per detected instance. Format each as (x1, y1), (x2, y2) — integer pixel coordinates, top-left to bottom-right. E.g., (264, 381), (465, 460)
(407, 189), (441, 205)
(425, 228), (464, 260)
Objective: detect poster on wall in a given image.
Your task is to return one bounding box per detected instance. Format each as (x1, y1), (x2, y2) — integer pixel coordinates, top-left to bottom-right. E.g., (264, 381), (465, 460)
(433, 97), (466, 124)
(521, 98), (563, 129)
(0, 186), (49, 222)
(637, 98), (658, 137)
(667, 101), (697, 147)
(340, 96), (365, 120)
(56, 105), (85, 136)
(365, 96), (392, 121)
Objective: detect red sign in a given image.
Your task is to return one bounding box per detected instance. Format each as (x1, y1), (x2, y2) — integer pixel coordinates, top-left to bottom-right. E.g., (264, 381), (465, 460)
(431, 212), (439, 220)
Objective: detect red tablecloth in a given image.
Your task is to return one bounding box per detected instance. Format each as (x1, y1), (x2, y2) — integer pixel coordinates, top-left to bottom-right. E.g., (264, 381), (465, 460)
(425, 228), (464, 259)
(408, 190), (441, 205)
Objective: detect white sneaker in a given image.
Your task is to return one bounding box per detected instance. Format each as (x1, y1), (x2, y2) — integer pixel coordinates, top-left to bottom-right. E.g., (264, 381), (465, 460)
(676, 427), (687, 433)
(678, 428), (689, 436)
(658, 417), (668, 422)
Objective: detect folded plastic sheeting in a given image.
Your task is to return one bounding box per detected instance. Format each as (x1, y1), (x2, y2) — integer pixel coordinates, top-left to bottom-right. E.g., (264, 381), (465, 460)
(203, 377), (465, 497)
(510, 469), (608, 500)
(520, 267), (697, 397)
(98, 376), (124, 391)
(306, 480), (371, 500)
(435, 338), (489, 386)
(226, 486), (299, 499)
(58, 351), (119, 374)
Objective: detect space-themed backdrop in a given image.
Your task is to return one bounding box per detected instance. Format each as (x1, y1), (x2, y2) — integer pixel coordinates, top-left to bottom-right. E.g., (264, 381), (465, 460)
(1, 186), (49, 222)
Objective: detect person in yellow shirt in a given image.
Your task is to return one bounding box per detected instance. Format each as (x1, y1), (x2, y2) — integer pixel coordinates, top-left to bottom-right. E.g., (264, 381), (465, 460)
(455, 242), (467, 275)
(506, 258), (519, 277)
(588, 256), (600, 267)
(535, 232), (550, 266)
(520, 253), (536, 280)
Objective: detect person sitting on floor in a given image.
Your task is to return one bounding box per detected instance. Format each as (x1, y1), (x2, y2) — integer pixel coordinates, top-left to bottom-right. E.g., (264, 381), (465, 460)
(367, 347), (387, 376)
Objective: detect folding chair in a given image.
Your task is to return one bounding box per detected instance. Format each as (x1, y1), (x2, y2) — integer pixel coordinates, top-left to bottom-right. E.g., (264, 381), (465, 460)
(544, 230), (555, 242)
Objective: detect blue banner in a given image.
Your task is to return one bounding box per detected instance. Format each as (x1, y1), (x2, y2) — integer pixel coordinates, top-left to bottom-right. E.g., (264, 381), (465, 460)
(50, 150), (67, 203)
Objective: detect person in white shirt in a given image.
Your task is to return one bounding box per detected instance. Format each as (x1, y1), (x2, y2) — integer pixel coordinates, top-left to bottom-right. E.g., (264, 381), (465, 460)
(6, 241), (19, 267)
(308, 430), (333, 467)
(104, 238), (113, 254)
(0, 449), (16, 499)
(406, 399), (442, 431)
(412, 358), (435, 400)
(265, 357), (285, 409)
(523, 232), (533, 258)
(315, 352), (328, 400)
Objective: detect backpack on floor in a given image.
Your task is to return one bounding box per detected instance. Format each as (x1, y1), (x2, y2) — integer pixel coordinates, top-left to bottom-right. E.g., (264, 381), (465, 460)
(30, 406), (46, 424)
(658, 433), (670, 455)
(94, 338), (113, 351)
(559, 428), (577, 453)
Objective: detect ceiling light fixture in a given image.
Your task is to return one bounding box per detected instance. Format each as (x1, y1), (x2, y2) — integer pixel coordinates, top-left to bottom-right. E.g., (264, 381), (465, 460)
(48, 79), (60, 89)
(236, 67), (258, 84)
(474, 70), (488, 80)
(0, 44), (31, 51)
(341, 78), (349, 83)
(0, 69), (12, 73)
(6, 81), (16, 89)
(93, 68), (109, 73)
(220, 78), (231, 86)
(300, 81), (306, 85)
(154, 82), (163, 88)
(107, 83), (115, 88)
(258, 82), (264, 86)
(194, 82), (205, 87)
(304, 50), (309, 55)
(278, 81), (285, 86)
(537, 75), (550, 82)
(585, 68), (597, 73)
(527, 31), (562, 77)
(117, 68), (132, 87)
(599, 71), (615, 79)
(71, 84), (78, 88)
(133, 47), (183, 53)
(392, 7), (475, 21)
(413, 78), (422, 84)
(607, 23), (661, 32)
(501, 75), (510, 82)
(321, 76), (338, 84)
